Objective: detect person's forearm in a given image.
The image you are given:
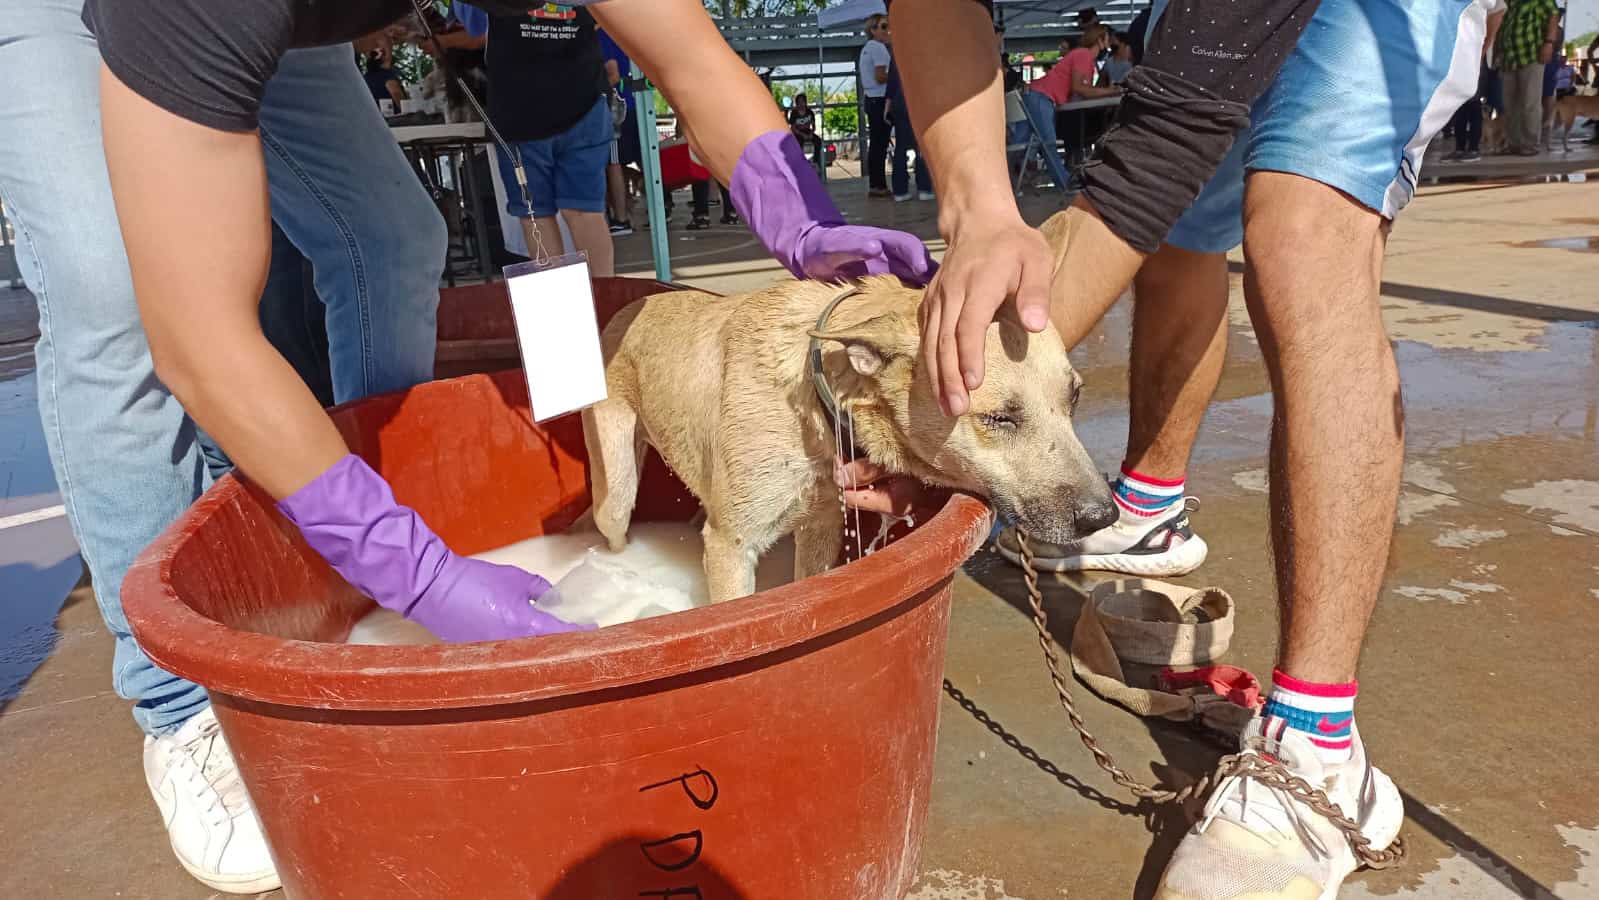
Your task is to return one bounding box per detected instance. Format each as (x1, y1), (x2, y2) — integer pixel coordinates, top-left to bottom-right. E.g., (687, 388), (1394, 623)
(100, 66), (348, 500)
(594, 0), (784, 183)
(893, 0), (1022, 241)
(1075, 82), (1121, 99)
(433, 29), (485, 50)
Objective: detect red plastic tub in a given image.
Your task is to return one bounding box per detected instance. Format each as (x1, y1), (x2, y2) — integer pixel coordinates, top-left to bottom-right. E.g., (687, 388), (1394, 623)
(124, 278), (991, 899)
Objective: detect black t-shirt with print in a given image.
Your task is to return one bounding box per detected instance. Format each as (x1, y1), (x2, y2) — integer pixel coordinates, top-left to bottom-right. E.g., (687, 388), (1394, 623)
(787, 107), (817, 135)
(485, 6), (608, 142)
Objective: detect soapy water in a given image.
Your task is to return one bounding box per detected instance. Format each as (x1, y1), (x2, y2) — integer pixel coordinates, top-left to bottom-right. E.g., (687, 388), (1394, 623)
(346, 521), (798, 645)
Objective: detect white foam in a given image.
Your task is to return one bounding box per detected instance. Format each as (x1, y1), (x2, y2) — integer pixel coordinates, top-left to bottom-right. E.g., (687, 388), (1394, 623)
(345, 521), (796, 645)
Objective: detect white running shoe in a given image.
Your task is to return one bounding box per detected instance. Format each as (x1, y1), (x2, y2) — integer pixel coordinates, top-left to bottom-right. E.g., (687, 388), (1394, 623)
(1154, 718), (1405, 900)
(918, 190), (937, 201)
(143, 706), (280, 894)
(995, 498), (1207, 577)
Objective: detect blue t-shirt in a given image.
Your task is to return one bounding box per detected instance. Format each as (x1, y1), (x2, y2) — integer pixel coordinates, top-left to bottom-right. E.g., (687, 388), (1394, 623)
(598, 30), (635, 112)
(452, 2), (489, 36)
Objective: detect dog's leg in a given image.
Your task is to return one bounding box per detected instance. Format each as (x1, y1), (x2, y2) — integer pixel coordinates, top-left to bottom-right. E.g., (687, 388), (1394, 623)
(793, 495), (845, 581)
(702, 518), (758, 602)
(583, 398), (645, 553)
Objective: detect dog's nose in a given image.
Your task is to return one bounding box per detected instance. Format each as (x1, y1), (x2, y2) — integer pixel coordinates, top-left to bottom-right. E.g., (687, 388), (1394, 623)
(1074, 495), (1118, 534)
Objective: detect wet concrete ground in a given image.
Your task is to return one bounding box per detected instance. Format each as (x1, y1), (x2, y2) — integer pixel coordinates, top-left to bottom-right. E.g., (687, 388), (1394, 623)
(914, 177), (1599, 899)
(1, 167), (1596, 898)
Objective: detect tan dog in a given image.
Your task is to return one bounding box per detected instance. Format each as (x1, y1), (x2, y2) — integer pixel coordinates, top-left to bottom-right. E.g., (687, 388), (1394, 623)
(1549, 92), (1599, 153)
(582, 215), (1114, 603)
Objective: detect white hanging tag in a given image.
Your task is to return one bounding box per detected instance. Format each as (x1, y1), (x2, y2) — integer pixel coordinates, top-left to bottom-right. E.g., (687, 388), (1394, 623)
(505, 252), (609, 423)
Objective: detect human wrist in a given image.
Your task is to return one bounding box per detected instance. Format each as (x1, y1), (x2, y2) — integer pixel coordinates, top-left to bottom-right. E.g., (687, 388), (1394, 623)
(730, 130), (844, 277)
(938, 191), (1026, 245)
(277, 454), (449, 618)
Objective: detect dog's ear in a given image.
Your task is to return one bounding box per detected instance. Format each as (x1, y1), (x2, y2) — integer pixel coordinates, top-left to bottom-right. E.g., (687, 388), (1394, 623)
(810, 314), (914, 377)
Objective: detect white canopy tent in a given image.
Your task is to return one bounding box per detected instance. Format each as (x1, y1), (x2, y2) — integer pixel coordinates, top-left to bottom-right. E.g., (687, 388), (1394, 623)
(816, 0), (885, 31)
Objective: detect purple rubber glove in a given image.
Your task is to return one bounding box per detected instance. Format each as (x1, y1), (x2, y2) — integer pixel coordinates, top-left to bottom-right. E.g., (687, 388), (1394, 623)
(278, 455), (593, 642)
(731, 130), (938, 284)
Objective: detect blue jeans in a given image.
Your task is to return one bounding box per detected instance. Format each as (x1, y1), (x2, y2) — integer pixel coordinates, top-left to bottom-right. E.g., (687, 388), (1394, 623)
(889, 112), (932, 196)
(493, 96), (612, 219)
(1021, 90), (1073, 190)
(0, 0), (445, 736)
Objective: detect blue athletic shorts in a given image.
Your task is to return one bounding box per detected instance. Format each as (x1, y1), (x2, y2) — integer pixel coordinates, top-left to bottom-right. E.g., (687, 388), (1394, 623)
(1147, 0), (1488, 254)
(495, 95), (611, 219)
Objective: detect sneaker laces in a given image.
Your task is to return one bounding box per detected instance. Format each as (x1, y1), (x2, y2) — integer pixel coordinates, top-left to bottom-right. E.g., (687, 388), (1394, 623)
(179, 715), (251, 818)
(1197, 738), (1334, 860)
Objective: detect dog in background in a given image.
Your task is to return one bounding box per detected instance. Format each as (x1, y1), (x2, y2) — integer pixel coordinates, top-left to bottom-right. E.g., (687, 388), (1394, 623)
(1548, 92), (1599, 153)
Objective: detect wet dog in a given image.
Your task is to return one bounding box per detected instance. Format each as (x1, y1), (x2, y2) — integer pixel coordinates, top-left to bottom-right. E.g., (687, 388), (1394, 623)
(582, 212), (1115, 602)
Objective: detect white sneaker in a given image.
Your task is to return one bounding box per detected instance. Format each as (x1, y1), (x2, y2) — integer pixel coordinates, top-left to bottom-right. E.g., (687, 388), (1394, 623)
(995, 498), (1207, 576)
(918, 190), (937, 201)
(143, 706), (280, 893)
(893, 193), (914, 202)
(1154, 718), (1404, 900)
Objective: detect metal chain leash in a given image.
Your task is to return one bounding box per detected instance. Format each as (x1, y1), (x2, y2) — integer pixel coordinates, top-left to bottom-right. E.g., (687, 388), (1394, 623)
(1015, 530), (1407, 870)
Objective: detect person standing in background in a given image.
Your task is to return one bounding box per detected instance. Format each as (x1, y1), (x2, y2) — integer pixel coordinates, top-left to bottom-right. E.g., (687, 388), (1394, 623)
(1497, 0), (1562, 155)
(1541, 42), (1573, 146)
(454, 2), (616, 274)
(884, 52), (933, 201)
(859, 13), (893, 198)
(1450, 0), (1507, 160)
(599, 26), (640, 236)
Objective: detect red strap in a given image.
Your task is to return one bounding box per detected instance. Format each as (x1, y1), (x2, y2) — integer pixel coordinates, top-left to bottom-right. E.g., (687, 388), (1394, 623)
(1160, 665), (1264, 710)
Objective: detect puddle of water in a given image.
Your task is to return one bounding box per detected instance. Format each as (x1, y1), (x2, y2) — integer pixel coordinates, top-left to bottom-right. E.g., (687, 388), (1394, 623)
(1508, 235), (1599, 253)
(907, 869), (1028, 900)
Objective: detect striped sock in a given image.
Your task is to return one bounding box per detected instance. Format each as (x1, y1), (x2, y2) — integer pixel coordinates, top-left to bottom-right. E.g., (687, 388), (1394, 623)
(1113, 465), (1184, 519)
(1261, 669), (1357, 766)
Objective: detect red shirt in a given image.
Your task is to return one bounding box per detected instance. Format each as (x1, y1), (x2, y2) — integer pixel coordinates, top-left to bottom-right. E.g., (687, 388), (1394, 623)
(1028, 47), (1099, 105)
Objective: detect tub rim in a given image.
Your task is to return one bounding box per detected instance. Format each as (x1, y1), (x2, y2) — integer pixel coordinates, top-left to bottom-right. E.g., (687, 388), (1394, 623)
(123, 460), (992, 712)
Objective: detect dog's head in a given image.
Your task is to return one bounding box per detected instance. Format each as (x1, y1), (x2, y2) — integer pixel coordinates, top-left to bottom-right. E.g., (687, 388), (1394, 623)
(812, 230), (1116, 543)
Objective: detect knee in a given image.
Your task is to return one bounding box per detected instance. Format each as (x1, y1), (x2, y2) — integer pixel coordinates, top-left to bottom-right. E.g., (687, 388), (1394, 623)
(1135, 244), (1228, 314)
(1241, 178), (1389, 334)
(358, 184), (448, 300)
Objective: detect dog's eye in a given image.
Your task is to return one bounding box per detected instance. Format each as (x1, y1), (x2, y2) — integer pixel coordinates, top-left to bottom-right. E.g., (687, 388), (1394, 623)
(980, 412), (1019, 431)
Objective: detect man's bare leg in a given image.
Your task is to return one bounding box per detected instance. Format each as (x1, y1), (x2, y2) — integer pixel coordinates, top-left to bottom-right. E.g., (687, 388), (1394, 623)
(996, 241), (1226, 573)
(562, 209), (615, 277)
(1121, 244), (1230, 482)
(1241, 171), (1400, 684)
(605, 162), (630, 224)
(1154, 171), (1409, 900)
(522, 215), (566, 261)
